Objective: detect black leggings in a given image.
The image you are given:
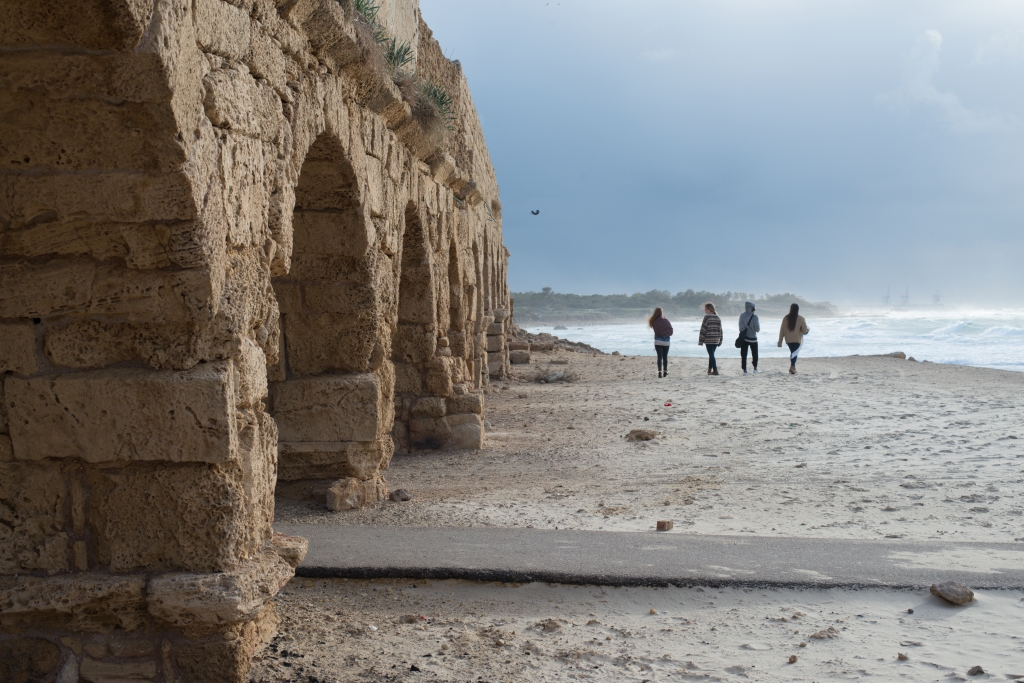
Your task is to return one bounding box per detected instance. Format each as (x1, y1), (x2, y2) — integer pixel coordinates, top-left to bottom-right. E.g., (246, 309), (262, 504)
(787, 342), (801, 367)
(655, 345), (669, 372)
(741, 340), (758, 371)
(706, 344), (718, 371)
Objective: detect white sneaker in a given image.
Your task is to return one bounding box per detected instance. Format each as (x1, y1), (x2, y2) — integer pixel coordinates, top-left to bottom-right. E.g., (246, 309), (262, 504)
(743, 370), (749, 376)
(753, 368), (761, 374)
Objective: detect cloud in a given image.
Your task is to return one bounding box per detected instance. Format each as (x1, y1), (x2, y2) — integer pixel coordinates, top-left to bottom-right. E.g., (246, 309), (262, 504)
(878, 30), (1013, 133)
(975, 30), (1024, 64)
(639, 48), (676, 63)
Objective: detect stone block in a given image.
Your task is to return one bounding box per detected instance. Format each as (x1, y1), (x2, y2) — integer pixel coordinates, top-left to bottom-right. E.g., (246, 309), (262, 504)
(408, 416), (451, 448)
(195, 0), (251, 59)
(446, 393), (483, 415)
(0, 90), (186, 172)
(277, 440), (389, 481)
(447, 413), (483, 450)
(6, 363), (238, 464)
(392, 362), (423, 394)
(326, 475), (387, 511)
(234, 338), (269, 409)
(245, 31), (290, 96)
(0, 435), (11, 461)
(392, 323), (436, 364)
(269, 532), (309, 569)
(510, 350), (531, 364)
(411, 397), (446, 418)
(486, 322), (504, 336)
(485, 334), (504, 353)
(423, 357), (454, 397)
(147, 547), (294, 626)
(507, 341), (529, 351)
(203, 66), (282, 142)
(292, 209), (371, 258)
(491, 309), (510, 322)
(0, 323), (36, 376)
(0, 638), (61, 683)
(284, 312), (378, 376)
(0, 172), (197, 230)
(80, 657), (157, 681)
(87, 461), (265, 573)
(0, 573), (147, 632)
(474, 315), (495, 335)
(271, 374), (381, 442)
(0, 0), (153, 51)
(0, 461), (68, 574)
(0, 261), (215, 321)
(487, 360), (504, 377)
(174, 603), (278, 683)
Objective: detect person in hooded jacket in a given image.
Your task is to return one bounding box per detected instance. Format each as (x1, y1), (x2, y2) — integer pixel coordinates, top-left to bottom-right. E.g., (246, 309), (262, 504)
(649, 307), (673, 378)
(738, 301), (760, 375)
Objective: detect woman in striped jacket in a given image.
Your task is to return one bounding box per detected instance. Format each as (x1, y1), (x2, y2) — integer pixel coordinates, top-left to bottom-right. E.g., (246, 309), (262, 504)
(698, 302), (723, 376)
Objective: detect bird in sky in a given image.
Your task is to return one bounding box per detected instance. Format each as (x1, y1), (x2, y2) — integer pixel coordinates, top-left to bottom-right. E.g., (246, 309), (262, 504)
(531, 210), (540, 215)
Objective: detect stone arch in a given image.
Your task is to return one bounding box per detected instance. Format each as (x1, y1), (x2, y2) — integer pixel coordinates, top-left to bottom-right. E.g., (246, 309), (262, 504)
(268, 132), (391, 496)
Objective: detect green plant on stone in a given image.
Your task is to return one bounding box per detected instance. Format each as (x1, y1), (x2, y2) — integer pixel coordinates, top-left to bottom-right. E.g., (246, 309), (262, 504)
(353, 0), (387, 43)
(384, 38), (415, 71)
(419, 81), (454, 129)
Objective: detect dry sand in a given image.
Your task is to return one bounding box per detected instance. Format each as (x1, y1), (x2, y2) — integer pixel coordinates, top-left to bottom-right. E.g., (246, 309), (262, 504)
(278, 352), (1024, 543)
(251, 578), (1024, 682)
(265, 352), (1024, 682)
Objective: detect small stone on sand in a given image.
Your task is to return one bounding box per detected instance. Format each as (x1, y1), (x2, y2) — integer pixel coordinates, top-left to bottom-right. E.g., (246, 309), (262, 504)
(788, 655), (798, 663)
(930, 581), (974, 605)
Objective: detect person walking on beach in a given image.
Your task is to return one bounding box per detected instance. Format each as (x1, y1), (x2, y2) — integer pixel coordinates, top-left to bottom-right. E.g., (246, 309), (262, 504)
(778, 303), (809, 374)
(698, 302), (723, 375)
(649, 307), (673, 378)
(738, 301), (760, 375)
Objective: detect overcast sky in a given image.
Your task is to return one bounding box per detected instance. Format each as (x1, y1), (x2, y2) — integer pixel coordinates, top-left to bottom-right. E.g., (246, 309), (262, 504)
(420, 0), (1024, 306)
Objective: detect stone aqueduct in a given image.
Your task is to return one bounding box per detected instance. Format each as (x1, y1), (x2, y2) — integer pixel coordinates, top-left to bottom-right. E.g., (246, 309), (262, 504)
(0, 0), (511, 679)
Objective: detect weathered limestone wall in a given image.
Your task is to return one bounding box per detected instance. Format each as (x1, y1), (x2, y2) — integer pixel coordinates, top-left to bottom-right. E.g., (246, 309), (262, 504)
(0, 0), (508, 679)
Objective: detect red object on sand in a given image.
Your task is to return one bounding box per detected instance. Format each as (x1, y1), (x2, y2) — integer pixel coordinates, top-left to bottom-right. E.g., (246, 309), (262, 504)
(664, 403), (672, 407)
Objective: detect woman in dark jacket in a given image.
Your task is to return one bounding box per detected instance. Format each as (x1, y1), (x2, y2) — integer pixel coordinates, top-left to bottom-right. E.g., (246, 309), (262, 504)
(649, 307), (673, 378)
(698, 302), (723, 375)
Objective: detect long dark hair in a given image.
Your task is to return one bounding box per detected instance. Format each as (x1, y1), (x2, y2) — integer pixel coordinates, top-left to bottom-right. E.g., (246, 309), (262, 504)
(647, 307), (663, 328)
(787, 303), (799, 331)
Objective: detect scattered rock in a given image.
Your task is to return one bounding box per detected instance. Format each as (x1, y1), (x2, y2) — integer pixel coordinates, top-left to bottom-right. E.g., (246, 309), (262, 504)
(389, 488), (413, 502)
(649, 608), (657, 615)
(968, 665), (984, 676)
(543, 371), (564, 383)
(809, 626), (839, 639)
(656, 520), (674, 531)
(930, 581), (975, 605)
(550, 359), (569, 365)
(509, 350), (531, 364)
(795, 462), (806, 468)
(626, 429), (658, 442)
(907, 608), (914, 614)
(898, 652), (909, 661)
(612, 351), (620, 355)
(788, 655), (798, 663)
(538, 619), (561, 632)
(400, 615), (418, 624)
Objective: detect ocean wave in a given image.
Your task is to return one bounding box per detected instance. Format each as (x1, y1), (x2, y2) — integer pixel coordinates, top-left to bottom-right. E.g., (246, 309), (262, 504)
(981, 325), (1024, 337)
(928, 321), (985, 336)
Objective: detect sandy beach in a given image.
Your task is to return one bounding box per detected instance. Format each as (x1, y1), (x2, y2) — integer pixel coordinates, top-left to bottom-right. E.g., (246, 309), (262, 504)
(262, 351), (1024, 682)
(278, 351), (1024, 544)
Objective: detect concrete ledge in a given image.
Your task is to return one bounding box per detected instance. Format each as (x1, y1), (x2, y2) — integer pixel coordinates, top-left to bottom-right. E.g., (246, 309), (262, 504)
(275, 525), (1024, 591)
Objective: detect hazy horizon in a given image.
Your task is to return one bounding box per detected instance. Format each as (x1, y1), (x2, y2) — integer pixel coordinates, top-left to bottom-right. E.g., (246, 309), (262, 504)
(420, 0), (1024, 308)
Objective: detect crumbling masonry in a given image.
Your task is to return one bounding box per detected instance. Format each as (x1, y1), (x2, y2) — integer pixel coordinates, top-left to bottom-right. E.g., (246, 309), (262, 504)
(0, 0), (511, 679)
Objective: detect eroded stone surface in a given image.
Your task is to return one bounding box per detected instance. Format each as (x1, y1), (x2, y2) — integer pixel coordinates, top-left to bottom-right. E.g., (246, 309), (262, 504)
(1, 0), (508, 679)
